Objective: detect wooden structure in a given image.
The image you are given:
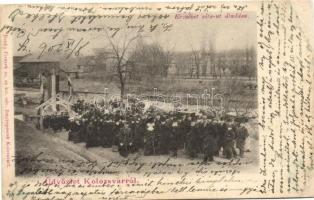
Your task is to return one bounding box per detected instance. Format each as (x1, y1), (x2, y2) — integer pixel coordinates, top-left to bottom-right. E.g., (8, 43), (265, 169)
(17, 56), (66, 129)
(16, 57), (61, 79)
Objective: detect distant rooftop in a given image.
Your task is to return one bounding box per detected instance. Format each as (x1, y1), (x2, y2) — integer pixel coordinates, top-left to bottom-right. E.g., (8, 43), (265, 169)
(18, 54), (98, 72)
(19, 55), (60, 63)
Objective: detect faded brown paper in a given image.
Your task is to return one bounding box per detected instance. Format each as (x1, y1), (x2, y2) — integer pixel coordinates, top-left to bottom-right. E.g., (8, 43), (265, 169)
(0, 0), (314, 199)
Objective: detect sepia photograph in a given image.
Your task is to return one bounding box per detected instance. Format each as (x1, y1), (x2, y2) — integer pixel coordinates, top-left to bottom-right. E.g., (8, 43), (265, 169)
(2, 0), (314, 199)
(10, 6), (259, 177)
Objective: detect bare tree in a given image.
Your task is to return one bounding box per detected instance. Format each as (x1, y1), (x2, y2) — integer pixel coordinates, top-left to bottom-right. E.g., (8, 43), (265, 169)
(162, 43), (175, 77)
(188, 43), (201, 79)
(104, 30), (139, 98)
(187, 34), (208, 79)
(129, 39), (173, 78)
(208, 30), (216, 79)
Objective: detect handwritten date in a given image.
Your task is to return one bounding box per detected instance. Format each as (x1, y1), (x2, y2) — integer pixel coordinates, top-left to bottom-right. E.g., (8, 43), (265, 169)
(38, 38), (90, 59)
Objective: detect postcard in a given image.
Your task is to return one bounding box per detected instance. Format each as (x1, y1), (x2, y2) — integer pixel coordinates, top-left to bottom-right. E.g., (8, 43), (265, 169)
(1, 0), (313, 199)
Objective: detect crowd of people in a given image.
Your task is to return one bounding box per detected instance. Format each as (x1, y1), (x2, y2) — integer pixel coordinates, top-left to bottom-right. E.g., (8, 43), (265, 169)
(41, 99), (250, 162)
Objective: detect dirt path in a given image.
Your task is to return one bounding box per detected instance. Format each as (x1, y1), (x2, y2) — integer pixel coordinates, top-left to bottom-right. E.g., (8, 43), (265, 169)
(15, 119), (89, 176)
(15, 119), (259, 177)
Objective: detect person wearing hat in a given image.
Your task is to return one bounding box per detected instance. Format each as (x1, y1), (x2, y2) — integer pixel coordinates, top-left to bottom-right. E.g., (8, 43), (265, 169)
(86, 120), (98, 148)
(169, 119), (179, 157)
(133, 116), (145, 152)
(100, 117), (112, 148)
(177, 114), (191, 150)
(223, 123), (237, 159)
(155, 114), (168, 155)
(186, 119), (200, 158)
(128, 117), (137, 153)
(144, 117), (156, 155)
(68, 115), (82, 143)
(235, 123), (249, 157)
(202, 119), (219, 162)
(107, 115), (115, 145)
(155, 114), (165, 153)
(211, 120), (223, 156)
(117, 123), (132, 157)
(111, 118), (123, 152)
(78, 114), (88, 143)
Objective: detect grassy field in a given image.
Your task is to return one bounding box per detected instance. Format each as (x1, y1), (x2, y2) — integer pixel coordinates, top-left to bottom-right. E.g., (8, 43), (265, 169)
(58, 71), (257, 111)
(14, 70), (257, 118)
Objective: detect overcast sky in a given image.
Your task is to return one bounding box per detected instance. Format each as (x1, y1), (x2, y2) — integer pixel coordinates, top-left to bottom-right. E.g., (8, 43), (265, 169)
(12, 9), (256, 56)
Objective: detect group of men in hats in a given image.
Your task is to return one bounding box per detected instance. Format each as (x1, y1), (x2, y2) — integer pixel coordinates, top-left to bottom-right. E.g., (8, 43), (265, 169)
(45, 99), (250, 161)
(42, 113), (70, 132)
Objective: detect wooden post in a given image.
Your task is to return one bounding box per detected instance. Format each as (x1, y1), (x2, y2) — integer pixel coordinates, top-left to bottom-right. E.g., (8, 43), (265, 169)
(187, 93), (191, 110)
(66, 73), (73, 101)
(39, 73), (45, 104)
(211, 87), (215, 107)
(154, 88), (157, 105)
(39, 108), (44, 130)
(69, 84), (72, 97)
(56, 75), (59, 93)
(51, 68), (56, 111)
(104, 88), (108, 104)
(204, 89), (208, 107)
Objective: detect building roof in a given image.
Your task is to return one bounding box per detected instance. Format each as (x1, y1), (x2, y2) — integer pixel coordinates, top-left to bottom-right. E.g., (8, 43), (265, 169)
(13, 55), (26, 63)
(13, 55), (28, 70)
(19, 55), (60, 63)
(18, 54), (97, 73)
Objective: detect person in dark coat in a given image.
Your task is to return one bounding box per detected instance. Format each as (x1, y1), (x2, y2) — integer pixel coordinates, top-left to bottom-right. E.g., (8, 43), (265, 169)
(235, 124), (249, 157)
(68, 116), (81, 143)
(144, 117), (156, 155)
(223, 124), (237, 159)
(203, 120), (219, 162)
(113, 119), (123, 144)
(186, 120), (199, 158)
(177, 114), (191, 150)
(100, 119), (112, 148)
(128, 118), (137, 153)
(117, 123), (132, 157)
(215, 121), (228, 156)
(156, 116), (170, 155)
(169, 120), (179, 157)
(86, 120), (99, 148)
(153, 115), (162, 154)
(134, 116), (145, 151)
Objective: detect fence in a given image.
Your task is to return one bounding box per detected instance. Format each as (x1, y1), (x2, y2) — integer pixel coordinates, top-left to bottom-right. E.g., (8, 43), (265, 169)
(56, 87), (257, 116)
